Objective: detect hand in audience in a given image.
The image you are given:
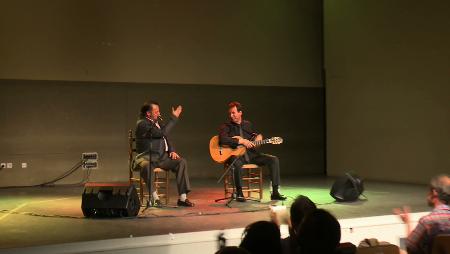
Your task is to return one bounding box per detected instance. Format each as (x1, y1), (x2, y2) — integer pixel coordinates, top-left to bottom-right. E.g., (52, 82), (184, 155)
(393, 206), (411, 224)
(393, 206), (413, 235)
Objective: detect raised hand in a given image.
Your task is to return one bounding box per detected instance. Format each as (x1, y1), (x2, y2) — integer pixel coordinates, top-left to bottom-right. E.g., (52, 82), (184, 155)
(172, 105), (183, 118)
(393, 206), (413, 235)
(393, 206), (411, 223)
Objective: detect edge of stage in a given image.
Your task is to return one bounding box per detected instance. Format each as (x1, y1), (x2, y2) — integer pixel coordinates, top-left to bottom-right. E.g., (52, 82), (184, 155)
(0, 176), (429, 252)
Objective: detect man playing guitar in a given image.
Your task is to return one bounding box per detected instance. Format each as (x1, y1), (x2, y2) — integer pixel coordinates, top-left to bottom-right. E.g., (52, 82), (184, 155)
(218, 101), (286, 202)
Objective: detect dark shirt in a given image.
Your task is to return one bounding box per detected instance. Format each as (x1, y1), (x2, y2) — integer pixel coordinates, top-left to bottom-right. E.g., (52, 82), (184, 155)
(218, 120), (259, 152)
(135, 116), (178, 156)
(281, 236), (299, 254)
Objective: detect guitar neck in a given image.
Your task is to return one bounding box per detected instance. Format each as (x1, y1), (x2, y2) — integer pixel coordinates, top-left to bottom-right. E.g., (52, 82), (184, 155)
(252, 138), (272, 146)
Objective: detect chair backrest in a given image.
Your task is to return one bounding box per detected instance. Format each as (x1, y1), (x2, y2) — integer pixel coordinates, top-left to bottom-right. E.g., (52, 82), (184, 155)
(356, 244), (399, 254)
(336, 242), (356, 254)
(432, 234), (450, 254)
(128, 129), (137, 179)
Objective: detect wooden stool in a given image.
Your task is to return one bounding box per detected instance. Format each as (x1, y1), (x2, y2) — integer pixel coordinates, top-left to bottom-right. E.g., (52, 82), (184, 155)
(432, 234), (450, 254)
(128, 130), (170, 206)
(224, 163), (263, 200)
(153, 167), (170, 205)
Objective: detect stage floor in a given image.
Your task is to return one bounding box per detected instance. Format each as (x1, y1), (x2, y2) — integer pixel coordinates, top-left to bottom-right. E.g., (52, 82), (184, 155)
(0, 176), (429, 250)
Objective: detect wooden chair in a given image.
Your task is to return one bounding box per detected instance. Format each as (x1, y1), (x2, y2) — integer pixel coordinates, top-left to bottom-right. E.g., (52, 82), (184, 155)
(224, 163), (263, 200)
(432, 234), (450, 254)
(336, 242), (357, 254)
(356, 244), (400, 254)
(128, 130), (170, 206)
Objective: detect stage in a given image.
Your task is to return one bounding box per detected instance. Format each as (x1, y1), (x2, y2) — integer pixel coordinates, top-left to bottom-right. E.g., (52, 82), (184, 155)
(0, 176), (429, 250)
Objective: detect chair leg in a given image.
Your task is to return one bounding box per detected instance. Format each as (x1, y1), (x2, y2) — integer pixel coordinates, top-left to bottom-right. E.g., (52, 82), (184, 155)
(140, 177), (144, 205)
(153, 170), (158, 202)
(165, 170), (169, 205)
(246, 169), (251, 198)
(259, 167), (263, 200)
(223, 167), (229, 198)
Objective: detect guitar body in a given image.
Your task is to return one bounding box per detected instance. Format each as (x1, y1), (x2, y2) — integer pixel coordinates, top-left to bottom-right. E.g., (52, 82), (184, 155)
(209, 135), (246, 163)
(209, 135), (283, 164)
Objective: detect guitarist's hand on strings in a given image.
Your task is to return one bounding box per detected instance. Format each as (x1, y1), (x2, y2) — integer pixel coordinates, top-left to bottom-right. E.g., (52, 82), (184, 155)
(253, 134), (263, 147)
(239, 138), (255, 149)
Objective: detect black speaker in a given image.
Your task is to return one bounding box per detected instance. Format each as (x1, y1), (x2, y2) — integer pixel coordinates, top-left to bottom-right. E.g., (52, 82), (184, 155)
(330, 173), (364, 202)
(81, 182), (140, 218)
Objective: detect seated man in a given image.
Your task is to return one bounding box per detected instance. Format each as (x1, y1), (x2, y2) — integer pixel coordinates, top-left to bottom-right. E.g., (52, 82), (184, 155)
(394, 174), (450, 254)
(218, 101), (286, 202)
(134, 101), (194, 207)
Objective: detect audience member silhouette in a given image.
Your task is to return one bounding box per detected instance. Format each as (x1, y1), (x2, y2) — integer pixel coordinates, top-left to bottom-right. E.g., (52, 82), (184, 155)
(240, 220), (282, 254)
(216, 246), (250, 254)
(296, 208), (341, 254)
(280, 195), (317, 254)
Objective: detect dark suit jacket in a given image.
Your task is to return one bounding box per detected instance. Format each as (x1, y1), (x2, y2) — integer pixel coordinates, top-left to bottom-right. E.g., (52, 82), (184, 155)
(218, 120), (259, 153)
(135, 116), (178, 158)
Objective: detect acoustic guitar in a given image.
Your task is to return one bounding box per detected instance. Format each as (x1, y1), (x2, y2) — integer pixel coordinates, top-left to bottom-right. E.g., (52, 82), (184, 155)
(209, 135), (283, 163)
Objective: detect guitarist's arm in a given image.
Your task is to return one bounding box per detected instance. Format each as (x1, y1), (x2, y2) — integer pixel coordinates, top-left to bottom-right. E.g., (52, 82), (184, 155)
(218, 123), (254, 148)
(218, 124), (240, 148)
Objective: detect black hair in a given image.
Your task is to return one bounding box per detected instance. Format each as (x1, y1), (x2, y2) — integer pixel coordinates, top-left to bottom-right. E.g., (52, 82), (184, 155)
(139, 100), (160, 118)
(215, 246), (250, 254)
(290, 195), (317, 229)
(240, 221), (281, 254)
(228, 101), (243, 112)
(296, 209), (341, 254)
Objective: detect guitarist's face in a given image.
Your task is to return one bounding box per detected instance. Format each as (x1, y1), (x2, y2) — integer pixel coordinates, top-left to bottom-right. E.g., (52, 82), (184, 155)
(229, 106), (242, 124)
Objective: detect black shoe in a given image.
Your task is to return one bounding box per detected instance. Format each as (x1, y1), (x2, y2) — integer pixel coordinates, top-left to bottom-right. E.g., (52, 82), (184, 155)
(271, 192), (287, 201)
(153, 199), (163, 208)
(236, 191), (246, 202)
(177, 199), (195, 207)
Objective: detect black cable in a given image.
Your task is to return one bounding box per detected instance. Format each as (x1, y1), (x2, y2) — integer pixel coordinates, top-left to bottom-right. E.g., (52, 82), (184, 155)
(48, 168), (92, 187)
(0, 160), (87, 189)
(38, 160), (83, 186)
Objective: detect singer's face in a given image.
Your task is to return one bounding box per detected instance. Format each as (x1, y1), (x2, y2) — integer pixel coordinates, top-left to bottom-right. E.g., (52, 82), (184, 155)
(149, 104), (160, 121)
(229, 106), (242, 124)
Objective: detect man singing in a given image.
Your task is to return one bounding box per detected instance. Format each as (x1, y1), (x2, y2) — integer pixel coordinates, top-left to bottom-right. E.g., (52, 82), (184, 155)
(134, 101), (194, 207)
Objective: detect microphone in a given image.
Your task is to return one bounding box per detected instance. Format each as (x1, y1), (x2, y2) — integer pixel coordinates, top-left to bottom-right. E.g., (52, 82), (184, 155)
(158, 114), (164, 121)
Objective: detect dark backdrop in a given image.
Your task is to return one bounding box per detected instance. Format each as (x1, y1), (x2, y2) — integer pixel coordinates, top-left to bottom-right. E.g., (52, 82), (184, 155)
(0, 80), (324, 186)
(0, 0), (325, 186)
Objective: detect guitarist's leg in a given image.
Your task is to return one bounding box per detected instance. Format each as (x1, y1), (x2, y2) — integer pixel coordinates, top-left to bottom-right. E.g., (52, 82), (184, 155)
(250, 153), (280, 186)
(250, 153), (285, 200)
(229, 156), (246, 201)
(229, 156), (244, 189)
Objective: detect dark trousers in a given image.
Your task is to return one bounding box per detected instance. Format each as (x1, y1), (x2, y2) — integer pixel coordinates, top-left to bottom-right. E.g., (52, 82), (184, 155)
(139, 153), (191, 196)
(229, 152), (281, 189)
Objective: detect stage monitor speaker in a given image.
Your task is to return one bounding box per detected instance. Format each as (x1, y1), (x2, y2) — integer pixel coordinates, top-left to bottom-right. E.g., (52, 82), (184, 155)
(81, 182), (140, 218)
(330, 173), (364, 202)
